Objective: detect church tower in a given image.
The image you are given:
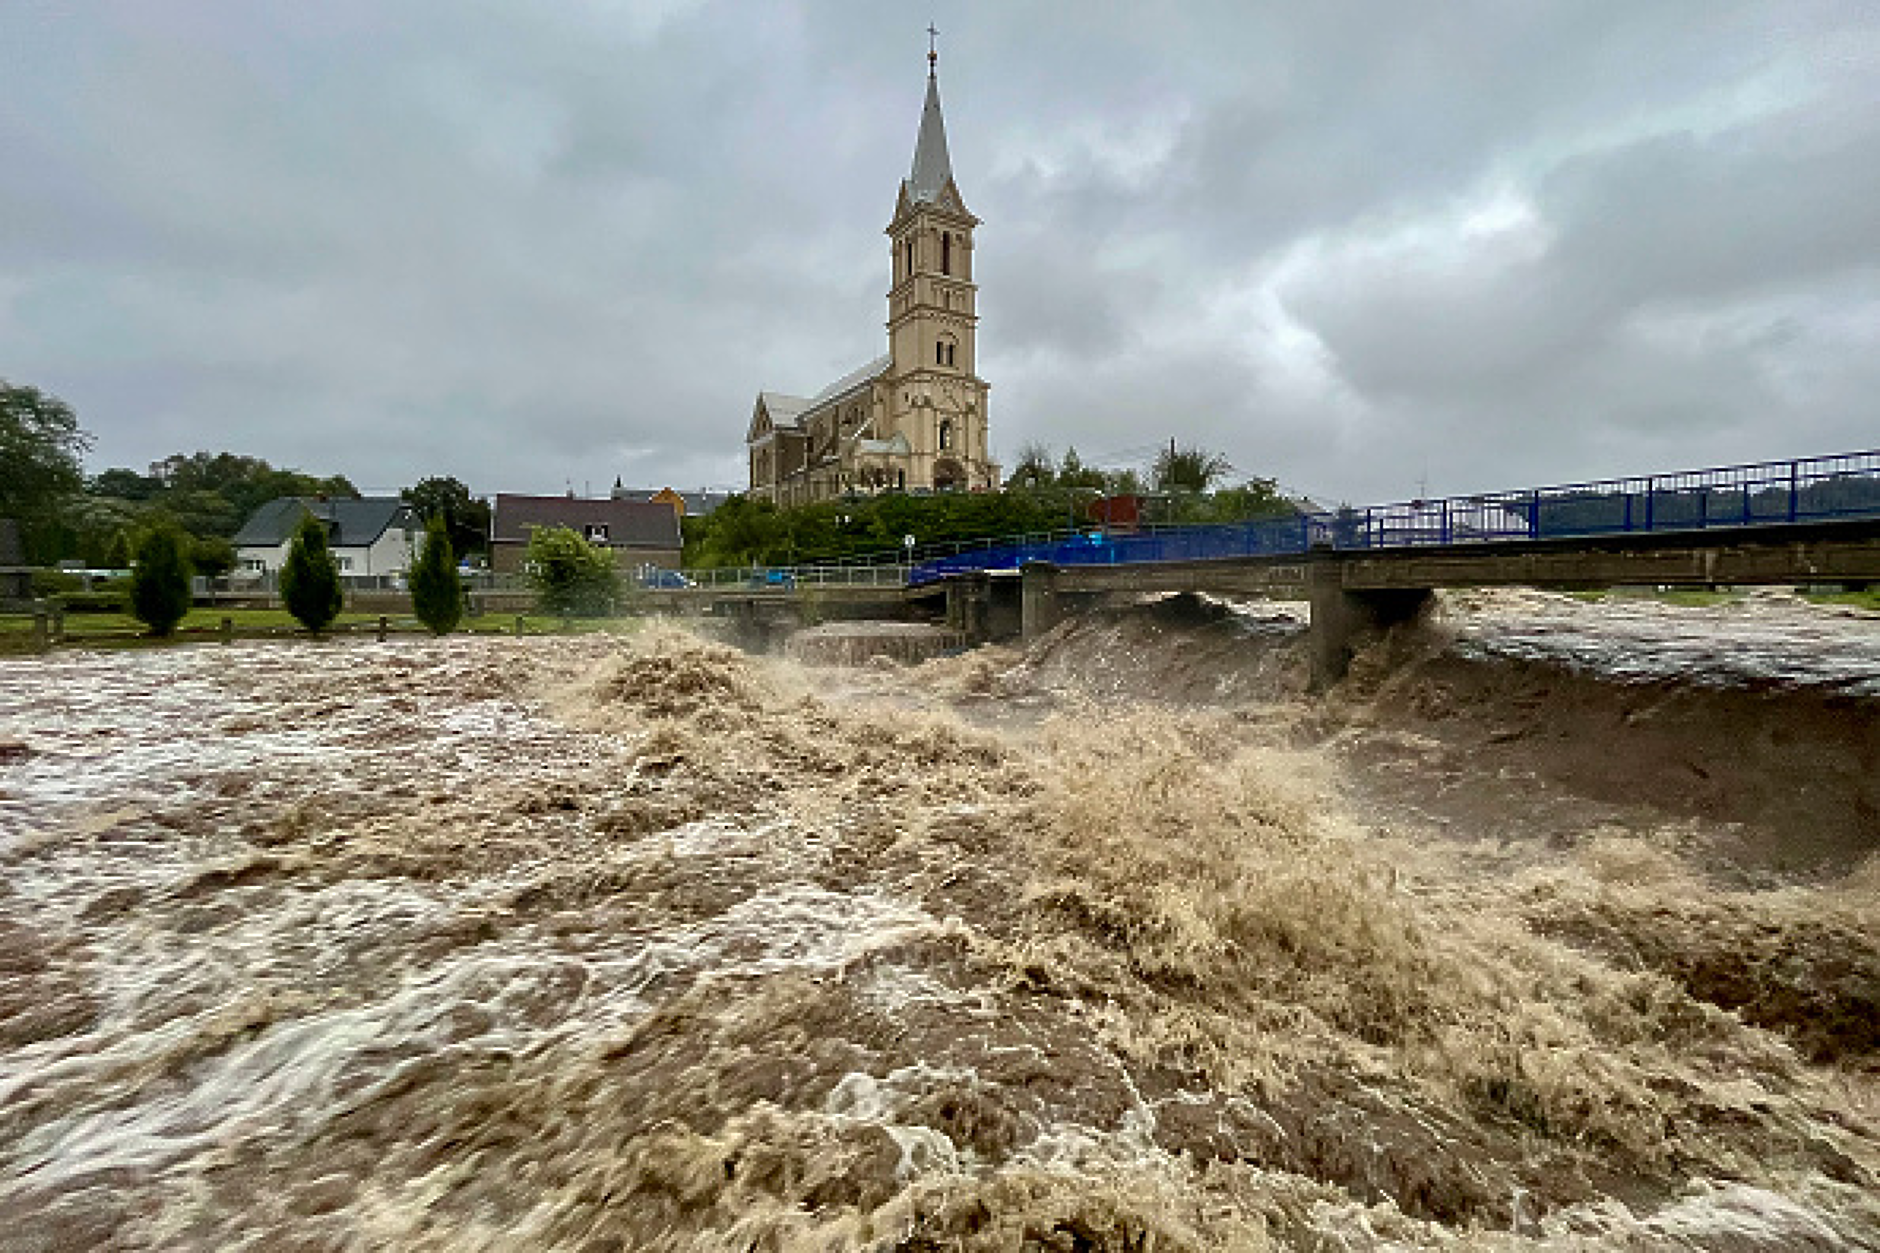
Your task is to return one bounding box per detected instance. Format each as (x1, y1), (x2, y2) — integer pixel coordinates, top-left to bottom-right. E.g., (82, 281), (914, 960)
(745, 36), (995, 503)
(881, 41), (994, 492)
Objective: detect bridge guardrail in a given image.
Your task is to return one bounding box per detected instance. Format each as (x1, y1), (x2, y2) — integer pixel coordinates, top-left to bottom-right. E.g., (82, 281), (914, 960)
(902, 449), (1880, 586)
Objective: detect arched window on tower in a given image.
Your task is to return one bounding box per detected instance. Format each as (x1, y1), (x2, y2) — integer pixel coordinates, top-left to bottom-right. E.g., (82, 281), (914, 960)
(941, 232), (951, 276)
(939, 419), (953, 451)
(904, 238), (914, 279)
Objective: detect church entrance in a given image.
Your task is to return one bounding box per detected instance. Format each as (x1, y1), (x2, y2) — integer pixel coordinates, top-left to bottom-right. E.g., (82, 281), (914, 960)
(933, 457), (964, 492)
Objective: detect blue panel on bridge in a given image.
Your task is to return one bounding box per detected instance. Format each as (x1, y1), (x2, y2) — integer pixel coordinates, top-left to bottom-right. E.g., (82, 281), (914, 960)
(903, 449), (1880, 586)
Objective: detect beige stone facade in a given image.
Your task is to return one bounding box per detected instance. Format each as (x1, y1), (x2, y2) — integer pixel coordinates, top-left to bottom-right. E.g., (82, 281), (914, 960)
(747, 61), (995, 506)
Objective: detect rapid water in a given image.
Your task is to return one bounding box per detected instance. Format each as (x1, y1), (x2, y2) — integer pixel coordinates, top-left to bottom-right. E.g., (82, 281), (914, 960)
(1, 600), (1876, 1250)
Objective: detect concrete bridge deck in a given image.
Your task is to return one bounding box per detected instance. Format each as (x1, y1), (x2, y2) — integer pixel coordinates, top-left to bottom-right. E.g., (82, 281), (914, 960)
(683, 516), (1880, 686)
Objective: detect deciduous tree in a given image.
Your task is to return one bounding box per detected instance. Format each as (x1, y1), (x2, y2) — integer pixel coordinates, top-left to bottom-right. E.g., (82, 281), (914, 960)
(403, 475), (490, 558)
(1, 380), (92, 559)
(1153, 442), (1233, 494)
(525, 525), (619, 617)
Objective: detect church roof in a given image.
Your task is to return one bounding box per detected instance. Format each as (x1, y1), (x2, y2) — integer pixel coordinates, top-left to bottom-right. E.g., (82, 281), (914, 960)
(759, 392), (811, 424)
(907, 70), (954, 204)
(809, 354), (891, 406)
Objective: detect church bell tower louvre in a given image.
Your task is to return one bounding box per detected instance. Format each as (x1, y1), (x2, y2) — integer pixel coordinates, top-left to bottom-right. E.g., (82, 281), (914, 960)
(745, 35), (996, 505)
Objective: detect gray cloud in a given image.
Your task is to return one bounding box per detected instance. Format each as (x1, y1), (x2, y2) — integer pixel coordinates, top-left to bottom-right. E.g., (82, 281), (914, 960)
(2, 1), (1876, 507)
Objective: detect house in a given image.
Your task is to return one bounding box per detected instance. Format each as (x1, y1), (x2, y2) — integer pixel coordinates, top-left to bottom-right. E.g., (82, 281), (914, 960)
(489, 493), (683, 574)
(605, 481), (730, 517)
(233, 497), (423, 579)
(746, 46), (997, 505)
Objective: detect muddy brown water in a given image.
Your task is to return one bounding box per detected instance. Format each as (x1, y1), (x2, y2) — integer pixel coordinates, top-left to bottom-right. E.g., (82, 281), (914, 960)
(1, 593), (1876, 1250)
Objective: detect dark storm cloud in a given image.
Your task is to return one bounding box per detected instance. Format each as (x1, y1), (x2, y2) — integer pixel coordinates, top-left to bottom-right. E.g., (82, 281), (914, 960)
(2, 1), (1876, 504)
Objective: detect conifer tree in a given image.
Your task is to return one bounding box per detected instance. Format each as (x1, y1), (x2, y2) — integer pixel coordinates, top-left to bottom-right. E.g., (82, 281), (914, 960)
(409, 515), (463, 635)
(280, 513), (343, 634)
(128, 524), (193, 637)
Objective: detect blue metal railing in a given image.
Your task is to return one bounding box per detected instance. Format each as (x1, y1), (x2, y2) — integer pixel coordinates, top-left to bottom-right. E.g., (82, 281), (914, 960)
(902, 449), (1880, 587)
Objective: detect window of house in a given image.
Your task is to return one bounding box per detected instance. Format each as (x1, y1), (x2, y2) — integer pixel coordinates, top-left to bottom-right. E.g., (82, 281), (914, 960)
(336, 556), (353, 572)
(585, 524), (609, 542)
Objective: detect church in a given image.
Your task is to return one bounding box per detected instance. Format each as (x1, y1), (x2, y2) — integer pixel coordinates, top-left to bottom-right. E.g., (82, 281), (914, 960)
(746, 46), (996, 505)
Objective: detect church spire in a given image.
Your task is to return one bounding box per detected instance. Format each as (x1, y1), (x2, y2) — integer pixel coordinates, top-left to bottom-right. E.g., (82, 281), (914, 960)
(907, 32), (954, 205)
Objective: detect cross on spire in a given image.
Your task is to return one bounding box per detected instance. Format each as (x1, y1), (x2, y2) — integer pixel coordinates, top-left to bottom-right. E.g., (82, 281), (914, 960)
(927, 23), (939, 72)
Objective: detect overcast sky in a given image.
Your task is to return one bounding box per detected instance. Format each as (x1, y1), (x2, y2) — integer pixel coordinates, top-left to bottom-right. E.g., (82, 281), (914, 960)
(4, 2), (1876, 505)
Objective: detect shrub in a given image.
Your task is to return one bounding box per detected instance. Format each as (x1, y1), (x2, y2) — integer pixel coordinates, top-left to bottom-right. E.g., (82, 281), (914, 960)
(189, 534), (237, 577)
(409, 516), (463, 635)
(525, 525), (619, 617)
(30, 568), (84, 598)
(129, 526), (194, 636)
(280, 513), (343, 634)
(56, 587), (130, 614)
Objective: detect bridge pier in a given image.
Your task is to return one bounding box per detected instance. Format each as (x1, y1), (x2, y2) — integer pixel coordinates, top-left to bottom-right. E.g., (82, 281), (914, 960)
(1309, 561), (1432, 690)
(946, 571), (992, 645)
(1021, 562), (1062, 641)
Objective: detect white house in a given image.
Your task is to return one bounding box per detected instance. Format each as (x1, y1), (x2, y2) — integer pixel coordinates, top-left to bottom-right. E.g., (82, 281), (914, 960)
(233, 497), (423, 579)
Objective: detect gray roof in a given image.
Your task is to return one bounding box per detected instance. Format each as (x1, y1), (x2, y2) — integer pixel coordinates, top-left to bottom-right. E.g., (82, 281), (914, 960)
(759, 392), (810, 423)
(810, 354), (892, 407)
(607, 487), (733, 516)
(491, 494), (682, 548)
(233, 497), (420, 548)
(908, 71), (954, 204)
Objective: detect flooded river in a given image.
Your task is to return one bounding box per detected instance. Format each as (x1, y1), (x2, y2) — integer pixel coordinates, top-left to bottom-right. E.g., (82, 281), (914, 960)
(1, 592), (1876, 1250)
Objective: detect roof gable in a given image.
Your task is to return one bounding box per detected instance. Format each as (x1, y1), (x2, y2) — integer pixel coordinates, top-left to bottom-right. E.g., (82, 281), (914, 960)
(234, 497), (418, 548)
(750, 392), (809, 442)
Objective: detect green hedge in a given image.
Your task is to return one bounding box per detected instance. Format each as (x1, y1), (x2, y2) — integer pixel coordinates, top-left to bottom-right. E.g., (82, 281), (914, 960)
(56, 588), (131, 613)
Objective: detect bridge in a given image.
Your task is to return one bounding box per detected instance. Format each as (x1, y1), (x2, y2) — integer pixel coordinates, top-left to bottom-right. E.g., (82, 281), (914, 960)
(661, 449), (1880, 685)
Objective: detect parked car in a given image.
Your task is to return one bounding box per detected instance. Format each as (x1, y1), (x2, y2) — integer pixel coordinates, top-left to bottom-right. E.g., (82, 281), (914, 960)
(640, 568), (692, 589)
(749, 569), (796, 590)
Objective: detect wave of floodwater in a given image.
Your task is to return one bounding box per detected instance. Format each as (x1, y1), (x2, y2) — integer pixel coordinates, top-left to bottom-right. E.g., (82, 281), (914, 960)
(1, 607), (1876, 1250)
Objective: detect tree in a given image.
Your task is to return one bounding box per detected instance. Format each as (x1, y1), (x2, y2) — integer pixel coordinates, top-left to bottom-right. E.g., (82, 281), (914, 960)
(409, 516), (463, 635)
(1201, 477), (1291, 522)
(145, 452), (358, 537)
(403, 476), (490, 558)
(1153, 442), (1233, 494)
(1057, 446), (1109, 491)
(280, 514), (343, 633)
(189, 535), (237, 577)
(525, 525), (619, 617)
(129, 525), (193, 637)
(2, 380), (93, 558)
(89, 467), (163, 501)
(1004, 442), (1056, 490)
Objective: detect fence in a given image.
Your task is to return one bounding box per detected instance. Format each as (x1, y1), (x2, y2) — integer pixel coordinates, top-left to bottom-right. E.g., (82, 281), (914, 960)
(905, 449), (1880, 585)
